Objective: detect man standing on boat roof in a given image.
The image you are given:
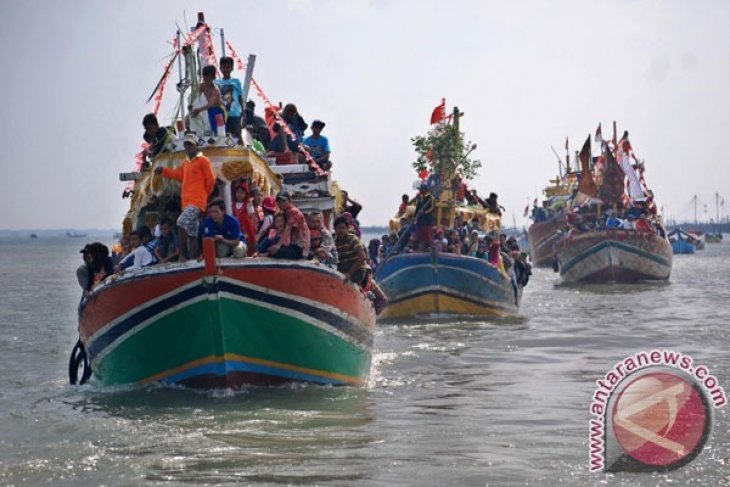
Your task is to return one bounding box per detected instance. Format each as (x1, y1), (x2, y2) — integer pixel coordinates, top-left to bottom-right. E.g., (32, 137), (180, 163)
(155, 134), (216, 260)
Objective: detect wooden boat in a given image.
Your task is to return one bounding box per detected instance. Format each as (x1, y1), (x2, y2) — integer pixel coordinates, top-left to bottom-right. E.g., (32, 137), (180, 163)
(374, 104), (522, 319)
(668, 229), (698, 254)
(705, 233), (723, 243)
(69, 13), (376, 388)
(556, 228), (672, 283)
(376, 250), (519, 318)
(528, 177), (572, 268)
(553, 124), (673, 283)
(79, 246), (374, 387)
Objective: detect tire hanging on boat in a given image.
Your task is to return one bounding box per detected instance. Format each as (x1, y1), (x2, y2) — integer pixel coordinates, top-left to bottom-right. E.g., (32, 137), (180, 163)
(68, 338), (92, 385)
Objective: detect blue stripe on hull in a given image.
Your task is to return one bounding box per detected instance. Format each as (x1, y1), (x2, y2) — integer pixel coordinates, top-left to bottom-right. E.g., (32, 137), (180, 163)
(161, 359), (347, 386)
(88, 279), (373, 363)
(560, 240), (671, 275)
(375, 253), (518, 315)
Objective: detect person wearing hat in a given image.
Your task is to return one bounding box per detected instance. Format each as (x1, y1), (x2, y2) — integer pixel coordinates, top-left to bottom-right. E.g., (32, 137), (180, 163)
(412, 182), (435, 250)
(155, 134), (216, 260)
(269, 191), (310, 260)
(303, 119), (331, 170)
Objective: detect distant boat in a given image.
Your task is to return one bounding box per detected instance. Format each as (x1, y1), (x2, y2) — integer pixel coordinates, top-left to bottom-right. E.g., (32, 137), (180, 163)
(30, 233), (38, 239)
(66, 231), (87, 238)
(705, 232), (723, 243)
(668, 229), (697, 254)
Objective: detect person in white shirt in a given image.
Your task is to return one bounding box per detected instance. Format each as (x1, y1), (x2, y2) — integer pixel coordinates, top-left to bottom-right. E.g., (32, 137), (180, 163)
(116, 230), (155, 273)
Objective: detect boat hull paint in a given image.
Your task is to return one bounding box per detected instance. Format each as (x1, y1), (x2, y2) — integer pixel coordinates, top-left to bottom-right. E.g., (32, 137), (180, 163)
(671, 240), (696, 254)
(79, 260), (375, 388)
(556, 231), (673, 283)
(528, 216), (566, 267)
(374, 252), (519, 319)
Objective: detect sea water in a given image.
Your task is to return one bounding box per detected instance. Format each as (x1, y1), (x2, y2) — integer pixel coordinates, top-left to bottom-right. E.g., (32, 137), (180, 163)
(0, 236), (727, 486)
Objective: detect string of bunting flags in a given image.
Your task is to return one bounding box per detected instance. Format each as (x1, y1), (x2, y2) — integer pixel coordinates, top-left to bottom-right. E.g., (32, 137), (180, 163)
(225, 40), (328, 177)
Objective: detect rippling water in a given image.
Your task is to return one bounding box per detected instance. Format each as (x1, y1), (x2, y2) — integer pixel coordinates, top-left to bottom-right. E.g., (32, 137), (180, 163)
(0, 236), (728, 486)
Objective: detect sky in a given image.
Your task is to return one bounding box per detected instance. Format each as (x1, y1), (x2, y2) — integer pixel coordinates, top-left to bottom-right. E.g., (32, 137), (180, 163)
(1, 0), (728, 230)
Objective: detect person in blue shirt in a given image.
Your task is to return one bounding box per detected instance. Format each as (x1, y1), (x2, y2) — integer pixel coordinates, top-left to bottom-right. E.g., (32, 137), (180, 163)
(303, 119), (331, 170)
(200, 200), (246, 258)
(605, 210), (622, 229)
(216, 57), (244, 144)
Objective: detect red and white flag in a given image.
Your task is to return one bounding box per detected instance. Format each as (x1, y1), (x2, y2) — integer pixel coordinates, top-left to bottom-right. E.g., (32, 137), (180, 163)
(430, 99), (446, 125)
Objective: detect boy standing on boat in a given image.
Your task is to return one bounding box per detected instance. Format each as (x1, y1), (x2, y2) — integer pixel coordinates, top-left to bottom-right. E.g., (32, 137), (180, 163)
(189, 65), (224, 134)
(216, 56), (244, 144)
(154, 134), (216, 260)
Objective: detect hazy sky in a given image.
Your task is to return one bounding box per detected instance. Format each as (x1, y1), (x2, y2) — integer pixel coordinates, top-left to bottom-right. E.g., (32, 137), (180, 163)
(1, 0), (728, 230)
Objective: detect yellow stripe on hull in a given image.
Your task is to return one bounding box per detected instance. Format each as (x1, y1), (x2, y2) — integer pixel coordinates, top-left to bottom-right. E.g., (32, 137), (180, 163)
(381, 293), (512, 319)
(139, 353), (364, 385)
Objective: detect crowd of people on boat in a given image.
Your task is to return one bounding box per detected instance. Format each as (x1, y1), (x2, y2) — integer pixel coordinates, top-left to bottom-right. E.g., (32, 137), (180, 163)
(141, 56), (332, 172)
(531, 193), (665, 239)
(360, 182), (531, 287)
(79, 132), (387, 311)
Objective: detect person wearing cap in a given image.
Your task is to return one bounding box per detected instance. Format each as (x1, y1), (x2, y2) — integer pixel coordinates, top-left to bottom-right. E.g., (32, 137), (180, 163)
(412, 182), (435, 250)
(155, 134), (216, 260)
(269, 191), (310, 260)
(303, 120), (331, 170)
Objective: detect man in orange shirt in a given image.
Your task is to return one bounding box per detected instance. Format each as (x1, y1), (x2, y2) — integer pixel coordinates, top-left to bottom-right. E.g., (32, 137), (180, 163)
(155, 134), (216, 259)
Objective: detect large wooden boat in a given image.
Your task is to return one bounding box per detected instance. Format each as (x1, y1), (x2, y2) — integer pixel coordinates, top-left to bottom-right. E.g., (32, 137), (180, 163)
(70, 13), (376, 388)
(374, 104), (522, 319)
(528, 165), (577, 268)
(376, 250), (519, 318)
(553, 124), (673, 284)
(555, 228), (672, 283)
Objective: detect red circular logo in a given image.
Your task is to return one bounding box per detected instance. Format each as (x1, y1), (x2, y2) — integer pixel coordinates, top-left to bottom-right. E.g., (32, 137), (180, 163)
(611, 372), (709, 468)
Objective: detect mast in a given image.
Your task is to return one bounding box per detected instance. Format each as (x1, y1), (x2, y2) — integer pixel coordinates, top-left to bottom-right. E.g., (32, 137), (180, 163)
(220, 28), (226, 57)
(693, 194), (698, 225)
(176, 30), (186, 128)
(241, 55), (256, 104)
(714, 192), (719, 224)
